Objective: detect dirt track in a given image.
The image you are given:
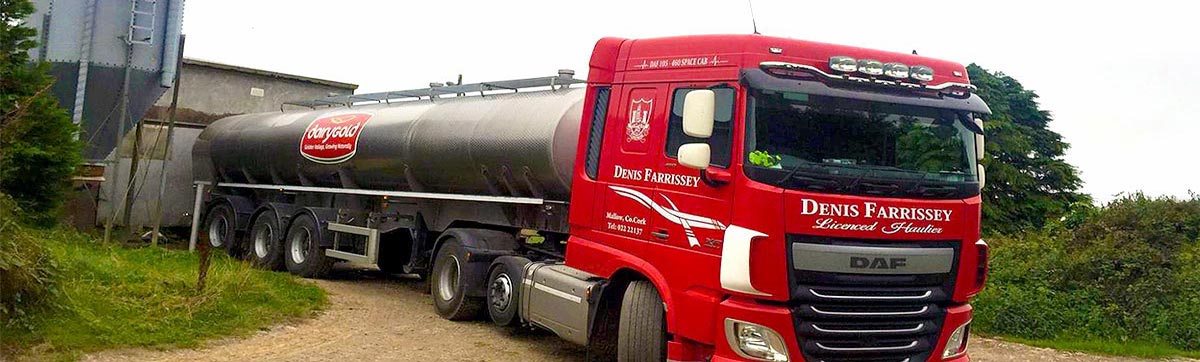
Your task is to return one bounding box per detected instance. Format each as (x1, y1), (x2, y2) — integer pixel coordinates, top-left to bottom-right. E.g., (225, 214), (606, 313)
(84, 264), (1193, 362)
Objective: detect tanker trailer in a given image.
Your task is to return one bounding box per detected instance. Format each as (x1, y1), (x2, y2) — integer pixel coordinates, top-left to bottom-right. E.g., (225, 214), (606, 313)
(192, 71), (584, 276)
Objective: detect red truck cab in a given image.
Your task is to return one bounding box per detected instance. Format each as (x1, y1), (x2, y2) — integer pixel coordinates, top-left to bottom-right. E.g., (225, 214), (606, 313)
(566, 35), (990, 362)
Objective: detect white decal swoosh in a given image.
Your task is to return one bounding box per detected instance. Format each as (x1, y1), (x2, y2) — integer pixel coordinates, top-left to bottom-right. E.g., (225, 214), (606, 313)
(609, 185), (725, 247)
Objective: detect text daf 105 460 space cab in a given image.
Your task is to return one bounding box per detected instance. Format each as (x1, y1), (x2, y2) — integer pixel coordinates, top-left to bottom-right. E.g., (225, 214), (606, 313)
(191, 34), (991, 362)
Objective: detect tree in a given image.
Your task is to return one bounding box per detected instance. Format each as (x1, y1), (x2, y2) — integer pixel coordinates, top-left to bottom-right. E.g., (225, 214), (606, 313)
(968, 64), (1087, 235)
(1, 0), (82, 224)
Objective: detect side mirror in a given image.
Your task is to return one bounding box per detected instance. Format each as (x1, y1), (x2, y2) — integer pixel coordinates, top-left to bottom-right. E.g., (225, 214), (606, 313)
(678, 143), (711, 170)
(974, 118), (985, 161)
(977, 164), (986, 190)
(682, 90), (715, 138)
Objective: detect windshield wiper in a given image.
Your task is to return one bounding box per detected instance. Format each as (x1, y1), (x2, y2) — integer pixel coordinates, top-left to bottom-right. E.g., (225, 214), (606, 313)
(776, 160), (825, 184)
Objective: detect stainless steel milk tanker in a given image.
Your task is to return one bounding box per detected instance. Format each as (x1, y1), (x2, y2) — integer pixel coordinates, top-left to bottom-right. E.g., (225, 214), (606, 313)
(192, 87), (585, 200)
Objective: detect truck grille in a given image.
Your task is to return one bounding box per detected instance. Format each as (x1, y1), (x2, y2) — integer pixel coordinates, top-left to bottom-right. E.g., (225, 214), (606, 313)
(787, 235), (959, 362)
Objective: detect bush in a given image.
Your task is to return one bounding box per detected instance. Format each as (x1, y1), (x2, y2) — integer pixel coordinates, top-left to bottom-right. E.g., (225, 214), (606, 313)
(975, 193), (1200, 350)
(0, 194), (61, 328)
(1, 0), (84, 225)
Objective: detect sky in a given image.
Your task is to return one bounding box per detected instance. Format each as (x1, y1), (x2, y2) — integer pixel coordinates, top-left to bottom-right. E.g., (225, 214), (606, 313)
(181, 0), (1199, 203)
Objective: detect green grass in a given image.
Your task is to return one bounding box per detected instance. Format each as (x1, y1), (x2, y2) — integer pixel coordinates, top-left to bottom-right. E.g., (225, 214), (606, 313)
(1, 228), (326, 361)
(981, 334), (1200, 359)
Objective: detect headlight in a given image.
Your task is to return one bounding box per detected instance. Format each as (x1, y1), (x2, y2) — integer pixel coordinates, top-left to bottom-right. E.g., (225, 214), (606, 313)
(942, 321), (971, 359)
(883, 62), (910, 79)
(829, 56), (857, 73)
(856, 59), (884, 76)
(910, 65), (935, 82)
(725, 319), (789, 361)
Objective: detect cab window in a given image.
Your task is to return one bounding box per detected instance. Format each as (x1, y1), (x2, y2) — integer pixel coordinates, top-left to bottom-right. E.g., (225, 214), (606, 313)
(665, 87), (735, 167)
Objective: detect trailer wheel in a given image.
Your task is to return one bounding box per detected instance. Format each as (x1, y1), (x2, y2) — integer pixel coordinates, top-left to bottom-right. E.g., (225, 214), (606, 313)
(205, 203), (237, 254)
(431, 239), (483, 320)
(617, 280), (666, 362)
(283, 214), (333, 278)
(487, 257), (529, 327)
(248, 211), (284, 270)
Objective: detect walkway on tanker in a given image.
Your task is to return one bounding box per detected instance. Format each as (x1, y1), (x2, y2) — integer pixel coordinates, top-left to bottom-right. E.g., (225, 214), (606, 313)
(82, 265), (1195, 362)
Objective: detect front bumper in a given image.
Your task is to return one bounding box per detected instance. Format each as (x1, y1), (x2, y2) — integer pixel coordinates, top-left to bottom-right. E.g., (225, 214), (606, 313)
(710, 297), (973, 362)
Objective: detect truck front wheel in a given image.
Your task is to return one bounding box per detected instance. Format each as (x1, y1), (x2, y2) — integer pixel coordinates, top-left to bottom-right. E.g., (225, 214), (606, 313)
(617, 280), (666, 362)
(431, 239), (483, 320)
(283, 214), (333, 278)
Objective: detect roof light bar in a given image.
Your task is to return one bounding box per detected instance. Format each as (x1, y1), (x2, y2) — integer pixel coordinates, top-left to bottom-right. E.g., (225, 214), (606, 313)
(761, 61), (977, 93)
(826, 56), (939, 83)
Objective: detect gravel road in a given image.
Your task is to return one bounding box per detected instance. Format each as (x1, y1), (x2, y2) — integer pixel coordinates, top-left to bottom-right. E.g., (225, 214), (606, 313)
(83, 265), (1194, 362)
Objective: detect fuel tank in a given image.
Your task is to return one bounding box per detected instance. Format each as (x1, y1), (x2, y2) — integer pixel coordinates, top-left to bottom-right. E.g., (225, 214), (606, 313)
(192, 87), (585, 200)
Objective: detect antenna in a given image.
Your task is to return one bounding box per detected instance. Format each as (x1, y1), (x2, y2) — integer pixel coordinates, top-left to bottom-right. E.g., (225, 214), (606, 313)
(747, 0), (760, 35)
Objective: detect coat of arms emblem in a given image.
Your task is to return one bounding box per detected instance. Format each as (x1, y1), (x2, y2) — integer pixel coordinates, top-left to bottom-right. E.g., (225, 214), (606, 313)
(626, 98), (652, 142)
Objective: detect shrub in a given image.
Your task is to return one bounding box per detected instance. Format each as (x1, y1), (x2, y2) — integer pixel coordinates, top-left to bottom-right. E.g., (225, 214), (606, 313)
(1, 0), (84, 225)
(0, 194), (61, 328)
(975, 193), (1200, 350)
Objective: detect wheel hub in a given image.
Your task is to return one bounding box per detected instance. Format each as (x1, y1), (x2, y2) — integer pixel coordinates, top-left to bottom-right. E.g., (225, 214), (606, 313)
(254, 224), (272, 258)
(208, 217), (227, 248)
(490, 273), (513, 311)
(437, 255), (461, 302)
(290, 228), (310, 264)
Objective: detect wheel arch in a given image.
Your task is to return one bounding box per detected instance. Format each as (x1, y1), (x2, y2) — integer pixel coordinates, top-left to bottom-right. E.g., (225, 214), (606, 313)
(432, 227), (521, 298)
(208, 195), (256, 231)
(286, 206), (338, 248)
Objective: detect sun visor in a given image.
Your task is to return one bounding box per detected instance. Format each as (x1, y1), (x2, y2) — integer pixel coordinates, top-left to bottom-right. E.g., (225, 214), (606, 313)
(741, 69), (992, 115)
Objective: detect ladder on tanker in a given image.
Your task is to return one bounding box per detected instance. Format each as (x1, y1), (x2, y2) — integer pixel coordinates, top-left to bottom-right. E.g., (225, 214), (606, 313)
(281, 69), (585, 110)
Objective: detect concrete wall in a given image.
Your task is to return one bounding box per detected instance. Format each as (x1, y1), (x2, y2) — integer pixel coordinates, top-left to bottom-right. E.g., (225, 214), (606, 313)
(146, 59), (358, 124)
(98, 123), (204, 228)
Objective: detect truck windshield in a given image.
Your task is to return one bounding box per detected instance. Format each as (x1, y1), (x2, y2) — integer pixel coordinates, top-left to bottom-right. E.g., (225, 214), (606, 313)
(744, 88), (981, 199)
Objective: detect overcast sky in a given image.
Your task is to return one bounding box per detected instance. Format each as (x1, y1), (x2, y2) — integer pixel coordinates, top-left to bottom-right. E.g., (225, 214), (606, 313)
(182, 0), (1198, 203)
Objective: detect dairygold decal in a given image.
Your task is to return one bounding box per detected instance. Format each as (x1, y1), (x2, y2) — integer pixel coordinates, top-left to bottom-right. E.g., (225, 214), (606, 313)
(800, 199), (952, 235)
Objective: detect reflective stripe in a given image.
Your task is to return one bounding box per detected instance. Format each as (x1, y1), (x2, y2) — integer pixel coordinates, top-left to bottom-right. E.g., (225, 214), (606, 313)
(532, 282), (582, 304)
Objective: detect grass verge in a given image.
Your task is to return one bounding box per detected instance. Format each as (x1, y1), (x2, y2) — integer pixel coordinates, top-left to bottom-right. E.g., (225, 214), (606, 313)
(981, 334), (1200, 359)
(0, 227), (326, 361)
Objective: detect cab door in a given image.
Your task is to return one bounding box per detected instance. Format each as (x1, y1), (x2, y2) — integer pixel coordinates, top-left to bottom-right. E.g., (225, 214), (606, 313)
(648, 84), (738, 254)
(590, 84), (670, 249)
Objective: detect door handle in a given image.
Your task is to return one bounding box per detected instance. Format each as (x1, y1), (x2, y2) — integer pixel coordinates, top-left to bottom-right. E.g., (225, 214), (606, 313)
(651, 230), (669, 239)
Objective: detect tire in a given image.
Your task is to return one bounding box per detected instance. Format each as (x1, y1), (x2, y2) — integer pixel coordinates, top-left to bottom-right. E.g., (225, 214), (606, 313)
(204, 203), (237, 255)
(248, 211), (285, 270)
(487, 257), (529, 327)
(431, 239), (483, 320)
(617, 280), (666, 362)
(283, 214), (333, 278)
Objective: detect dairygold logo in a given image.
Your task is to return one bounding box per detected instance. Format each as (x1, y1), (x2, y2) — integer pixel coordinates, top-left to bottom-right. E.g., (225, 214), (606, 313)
(299, 113), (372, 164)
